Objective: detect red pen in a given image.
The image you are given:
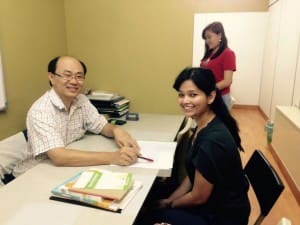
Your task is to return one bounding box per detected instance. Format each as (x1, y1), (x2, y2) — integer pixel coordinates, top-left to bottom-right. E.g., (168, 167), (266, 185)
(138, 156), (154, 162)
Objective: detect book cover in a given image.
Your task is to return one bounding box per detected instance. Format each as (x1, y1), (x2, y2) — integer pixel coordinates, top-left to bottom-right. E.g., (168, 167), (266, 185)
(68, 169), (133, 201)
(50, 170), (142, 213)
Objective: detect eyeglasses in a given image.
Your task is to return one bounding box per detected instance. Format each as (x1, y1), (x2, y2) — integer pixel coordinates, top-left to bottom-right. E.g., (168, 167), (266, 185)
(52, 72), (85, 82)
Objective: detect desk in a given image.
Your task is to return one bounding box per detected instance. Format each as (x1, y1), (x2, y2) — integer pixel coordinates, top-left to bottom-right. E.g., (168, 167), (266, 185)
(68, 113), (183, 149)
(0, 113), (183, 225)
(0, 163), (158, 225)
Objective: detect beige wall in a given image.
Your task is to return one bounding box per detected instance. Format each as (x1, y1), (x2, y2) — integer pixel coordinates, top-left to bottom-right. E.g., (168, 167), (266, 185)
(0, 0), (268, 139)
(0, 0), (67, 139)
(64, 0), (268, 115)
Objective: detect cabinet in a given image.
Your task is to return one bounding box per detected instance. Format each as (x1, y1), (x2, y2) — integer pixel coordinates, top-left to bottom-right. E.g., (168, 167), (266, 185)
(272, 106), (300, 197)
(259, 0), (300, 119)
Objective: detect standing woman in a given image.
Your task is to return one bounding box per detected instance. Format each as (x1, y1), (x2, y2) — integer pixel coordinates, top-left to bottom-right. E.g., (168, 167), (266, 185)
(200, 22), (236, 109)
(139, 68), (250, 225)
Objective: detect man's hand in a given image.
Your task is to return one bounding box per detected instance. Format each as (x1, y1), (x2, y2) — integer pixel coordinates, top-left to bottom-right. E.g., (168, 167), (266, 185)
(111, 146), (140, 166)
(113, 127), (139, 149)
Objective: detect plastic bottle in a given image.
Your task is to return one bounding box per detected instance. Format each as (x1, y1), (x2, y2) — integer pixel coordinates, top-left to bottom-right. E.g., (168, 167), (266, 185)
(265, 120), (274, 144)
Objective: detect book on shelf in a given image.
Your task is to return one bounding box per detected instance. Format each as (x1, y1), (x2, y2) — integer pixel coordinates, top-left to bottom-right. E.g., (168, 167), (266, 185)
(98, 102), (129, 113)
(50, 169), (142, 212)
(109, 108), (129, 117)
(90, 97), (129, 108)
(87, 90), (122, 101)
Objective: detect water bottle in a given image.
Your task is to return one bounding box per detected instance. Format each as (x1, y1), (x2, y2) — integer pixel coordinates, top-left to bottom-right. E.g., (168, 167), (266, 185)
(265, 120), (274, 144)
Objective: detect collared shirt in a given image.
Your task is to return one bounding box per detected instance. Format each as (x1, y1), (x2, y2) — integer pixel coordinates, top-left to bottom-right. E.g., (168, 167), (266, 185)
(13, 88), (107, 177)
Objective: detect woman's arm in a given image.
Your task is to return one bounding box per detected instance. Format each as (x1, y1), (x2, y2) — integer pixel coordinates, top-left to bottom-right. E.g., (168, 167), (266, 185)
(170, 169), (214, 208)
(216, 70), (233, 90)
(157, 176), (192, 208)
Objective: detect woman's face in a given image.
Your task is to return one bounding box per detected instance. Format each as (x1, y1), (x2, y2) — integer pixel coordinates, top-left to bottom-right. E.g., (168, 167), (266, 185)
(204, 30), (221, 51)
(177, 80), (211, 120)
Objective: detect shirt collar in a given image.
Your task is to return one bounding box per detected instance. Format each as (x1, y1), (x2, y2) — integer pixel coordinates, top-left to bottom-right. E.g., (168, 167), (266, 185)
(48, 88), (82, 111)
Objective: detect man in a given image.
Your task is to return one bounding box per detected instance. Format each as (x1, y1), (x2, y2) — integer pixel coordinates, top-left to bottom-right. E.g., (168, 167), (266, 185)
(13, 56), (139, 177)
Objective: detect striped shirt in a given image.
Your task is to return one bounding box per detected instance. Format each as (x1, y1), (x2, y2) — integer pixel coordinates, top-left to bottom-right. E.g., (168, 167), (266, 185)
(13, 88), (107, 177)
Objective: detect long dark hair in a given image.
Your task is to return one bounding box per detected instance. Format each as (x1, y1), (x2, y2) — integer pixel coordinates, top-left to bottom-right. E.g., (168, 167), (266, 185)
(201, 21), (228, 60)
(173, 67), (243, 151)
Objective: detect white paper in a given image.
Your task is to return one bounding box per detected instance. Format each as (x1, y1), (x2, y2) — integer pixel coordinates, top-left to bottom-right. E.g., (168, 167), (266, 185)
(131, 140), (177, 169)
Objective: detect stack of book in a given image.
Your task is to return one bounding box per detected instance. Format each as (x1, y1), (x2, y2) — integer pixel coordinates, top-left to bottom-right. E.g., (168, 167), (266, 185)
(50, 168), (142, 213)
(87, 91), (130, 118)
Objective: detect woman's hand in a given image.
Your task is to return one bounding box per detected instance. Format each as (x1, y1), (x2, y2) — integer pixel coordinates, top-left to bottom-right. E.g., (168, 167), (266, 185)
(156, 198), (172, 209)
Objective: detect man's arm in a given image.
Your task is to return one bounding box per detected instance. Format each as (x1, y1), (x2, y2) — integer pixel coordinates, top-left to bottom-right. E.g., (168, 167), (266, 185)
(47, 145), (139, 167)
(100, 123), (139, 149)
(46, 122), (140, 167)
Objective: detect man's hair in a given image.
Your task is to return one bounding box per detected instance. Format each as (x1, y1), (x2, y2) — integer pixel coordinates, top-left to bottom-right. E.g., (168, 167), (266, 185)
(47, 56), (87, 74)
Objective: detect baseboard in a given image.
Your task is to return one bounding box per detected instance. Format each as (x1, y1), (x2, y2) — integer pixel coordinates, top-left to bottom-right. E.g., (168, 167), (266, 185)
(269, 144), (300, 206)
(232, 104), (260, 110)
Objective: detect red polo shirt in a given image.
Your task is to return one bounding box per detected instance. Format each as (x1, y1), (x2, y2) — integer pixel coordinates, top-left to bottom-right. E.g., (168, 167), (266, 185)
(200, 48), (236, 95)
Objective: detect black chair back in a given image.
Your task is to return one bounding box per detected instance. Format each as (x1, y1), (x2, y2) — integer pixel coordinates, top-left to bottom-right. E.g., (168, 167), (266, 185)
(244, 150), (284, 225)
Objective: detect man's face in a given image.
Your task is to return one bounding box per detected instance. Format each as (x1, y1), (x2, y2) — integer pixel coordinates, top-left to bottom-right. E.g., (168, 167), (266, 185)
(48, 56), (85, 104)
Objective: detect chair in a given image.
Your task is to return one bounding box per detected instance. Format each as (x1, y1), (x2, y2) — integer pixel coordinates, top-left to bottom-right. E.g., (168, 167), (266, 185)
(0, 130), (28, 186)
(244, 150), (285, 225)
(175, 117), (193, 143)
(172, 117), (193, 185)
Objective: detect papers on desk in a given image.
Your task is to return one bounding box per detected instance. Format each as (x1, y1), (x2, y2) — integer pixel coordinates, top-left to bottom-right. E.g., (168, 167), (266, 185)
(50, 169), (142, 213)
(130, 141), (177, 176)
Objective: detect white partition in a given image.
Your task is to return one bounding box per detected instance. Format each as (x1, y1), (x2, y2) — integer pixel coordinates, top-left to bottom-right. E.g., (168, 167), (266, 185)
(259, 1), (282, 118)
(0, 50), (7, 111)
(193, 12), (268, 105)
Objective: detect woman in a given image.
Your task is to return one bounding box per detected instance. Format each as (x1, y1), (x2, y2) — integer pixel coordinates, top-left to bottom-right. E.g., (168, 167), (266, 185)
(200, 22), (236, 109)
(144, 68), (250, 225)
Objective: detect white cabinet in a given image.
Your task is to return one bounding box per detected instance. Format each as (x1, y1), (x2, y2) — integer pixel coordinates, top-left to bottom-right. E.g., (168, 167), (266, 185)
(272, 106), (300, 196)
(259, 0), (300, 120)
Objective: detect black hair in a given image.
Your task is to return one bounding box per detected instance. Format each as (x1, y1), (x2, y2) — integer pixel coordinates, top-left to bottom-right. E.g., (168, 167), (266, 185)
(47, 56), (87, 86)
(201, 21), (228, 60)
(173, 67), (243, 151)
(47, 56), (87, 74)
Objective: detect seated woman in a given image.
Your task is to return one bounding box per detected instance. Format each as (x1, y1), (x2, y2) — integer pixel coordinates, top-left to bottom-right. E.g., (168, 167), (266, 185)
(136, 68), (250, 225)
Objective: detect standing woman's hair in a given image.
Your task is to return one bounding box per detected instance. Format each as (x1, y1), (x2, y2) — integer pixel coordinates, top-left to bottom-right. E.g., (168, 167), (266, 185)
(173, 67), (243, 151)
(201, 21), (228, 60)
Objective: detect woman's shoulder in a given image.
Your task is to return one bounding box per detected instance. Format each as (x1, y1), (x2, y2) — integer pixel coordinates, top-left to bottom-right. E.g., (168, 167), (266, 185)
(223, 47), (235, 55)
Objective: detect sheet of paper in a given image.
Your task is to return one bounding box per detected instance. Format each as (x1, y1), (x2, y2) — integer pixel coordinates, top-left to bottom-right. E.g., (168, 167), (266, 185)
(4, 202), (80, 225)
(131, 140), (177, 169)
